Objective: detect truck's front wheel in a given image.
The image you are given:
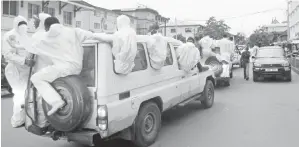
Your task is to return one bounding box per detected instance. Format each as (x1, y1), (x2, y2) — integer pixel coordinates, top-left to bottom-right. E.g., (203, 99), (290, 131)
(134, 102), (161, 147)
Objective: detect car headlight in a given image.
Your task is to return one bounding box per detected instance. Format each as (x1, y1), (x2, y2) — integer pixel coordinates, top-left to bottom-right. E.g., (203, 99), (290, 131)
(281, 62), (290, 66)
(254, 63), (261, 67)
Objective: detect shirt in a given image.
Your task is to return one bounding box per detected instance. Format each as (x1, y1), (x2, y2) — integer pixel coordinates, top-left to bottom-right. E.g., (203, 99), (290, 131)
(241, 50), (251, 63)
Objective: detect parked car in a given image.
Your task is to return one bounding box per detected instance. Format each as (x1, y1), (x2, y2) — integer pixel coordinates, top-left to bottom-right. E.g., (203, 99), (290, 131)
(23, 36), (216, 147)
(231, 50), (241, 66)
(252, 46), (293, 82)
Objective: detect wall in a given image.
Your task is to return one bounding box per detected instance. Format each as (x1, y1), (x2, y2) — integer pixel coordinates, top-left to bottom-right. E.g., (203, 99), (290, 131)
(76, 9), (137, 34)
(161, 25), (202, 40)
(289, 1), (299, 40)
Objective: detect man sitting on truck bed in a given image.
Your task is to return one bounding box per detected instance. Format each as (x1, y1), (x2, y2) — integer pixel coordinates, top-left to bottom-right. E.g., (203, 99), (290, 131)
(26, 17), (96, 116)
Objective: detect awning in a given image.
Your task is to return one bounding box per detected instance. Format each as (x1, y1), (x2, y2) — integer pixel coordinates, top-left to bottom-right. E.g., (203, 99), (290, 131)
(60, 0), (95, 10)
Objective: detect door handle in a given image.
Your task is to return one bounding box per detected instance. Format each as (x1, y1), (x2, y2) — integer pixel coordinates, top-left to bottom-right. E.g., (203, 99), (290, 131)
(192, 73), (197, 76)
(182, 76), (186, 79)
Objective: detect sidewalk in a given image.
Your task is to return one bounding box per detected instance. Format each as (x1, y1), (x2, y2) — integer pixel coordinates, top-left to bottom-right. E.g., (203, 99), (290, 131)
(290, 57), (299, 74)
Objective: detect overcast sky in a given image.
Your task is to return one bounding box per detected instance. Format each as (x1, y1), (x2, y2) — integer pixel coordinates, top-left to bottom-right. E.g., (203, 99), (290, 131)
(85, 0), (288, 36)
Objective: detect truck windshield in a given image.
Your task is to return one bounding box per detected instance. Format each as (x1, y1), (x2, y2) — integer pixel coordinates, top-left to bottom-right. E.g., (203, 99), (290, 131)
(256, 49), (284, 58)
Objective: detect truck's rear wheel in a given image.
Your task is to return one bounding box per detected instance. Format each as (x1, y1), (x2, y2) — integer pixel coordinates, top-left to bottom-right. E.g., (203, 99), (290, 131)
(201, 80), (215, 109)
(134, 102), (161, 147)
(42, 76), (92, 132)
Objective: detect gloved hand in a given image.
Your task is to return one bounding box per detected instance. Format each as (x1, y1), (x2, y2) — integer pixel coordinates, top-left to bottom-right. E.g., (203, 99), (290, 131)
(25, 58), (35, 67)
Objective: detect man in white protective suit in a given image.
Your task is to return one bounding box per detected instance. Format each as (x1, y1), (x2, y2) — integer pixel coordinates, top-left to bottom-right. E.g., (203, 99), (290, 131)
(2, 16), (34, 127)
(198, 35), (217, 63)
(217, 34), (234, 77)
(111, 15), (137, 74)
(31, 13), (52, 73)
(26, 17), (96, 116)
(147, 29), (167, 70)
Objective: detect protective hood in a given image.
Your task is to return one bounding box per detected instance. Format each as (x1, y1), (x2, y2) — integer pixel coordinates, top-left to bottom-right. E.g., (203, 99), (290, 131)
(46, 24), (63, 37)
(147, 33), (168, 69)
(112, 15), (137, 74)
(12, 15), (28, 32)
(117, 15), (131, 30)
(37, 13), (51, 31)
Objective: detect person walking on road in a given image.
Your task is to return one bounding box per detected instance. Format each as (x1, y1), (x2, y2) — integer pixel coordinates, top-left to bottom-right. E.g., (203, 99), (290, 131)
(241, 47), (251, 80)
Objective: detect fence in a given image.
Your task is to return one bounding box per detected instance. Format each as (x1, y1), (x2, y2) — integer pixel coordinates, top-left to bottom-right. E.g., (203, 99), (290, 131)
(290, 55), (299, 74)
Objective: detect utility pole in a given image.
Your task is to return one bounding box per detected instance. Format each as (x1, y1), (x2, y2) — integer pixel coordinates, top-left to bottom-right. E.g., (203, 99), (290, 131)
(287, 0), (291, 41)
(164, 19), (166, 36)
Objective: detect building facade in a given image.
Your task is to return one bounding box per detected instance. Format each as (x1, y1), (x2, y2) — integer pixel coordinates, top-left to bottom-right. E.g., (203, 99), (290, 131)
(288, 1), (299, 41)
(160, 21), (205, 40)
(263, 23), (287, 33)
(113, 8), (169, 35)
(1, 0), (94, 38)
(75, 1), (138, 34)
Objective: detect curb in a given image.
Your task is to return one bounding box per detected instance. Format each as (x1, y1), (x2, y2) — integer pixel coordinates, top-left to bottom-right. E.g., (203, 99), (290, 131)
(292, 66), (299, 75)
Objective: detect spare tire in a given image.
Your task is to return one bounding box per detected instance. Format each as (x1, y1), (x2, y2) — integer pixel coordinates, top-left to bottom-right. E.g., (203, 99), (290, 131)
(42, 75), (92, 132)
(205, 56), (223, 77)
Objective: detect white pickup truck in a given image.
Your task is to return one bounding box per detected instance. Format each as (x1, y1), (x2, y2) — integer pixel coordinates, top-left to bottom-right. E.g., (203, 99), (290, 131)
(24, 36), (216, 147)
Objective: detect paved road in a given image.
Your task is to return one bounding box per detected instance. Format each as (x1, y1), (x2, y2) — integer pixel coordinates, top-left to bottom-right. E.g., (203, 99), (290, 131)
(2, 67), (299, 147)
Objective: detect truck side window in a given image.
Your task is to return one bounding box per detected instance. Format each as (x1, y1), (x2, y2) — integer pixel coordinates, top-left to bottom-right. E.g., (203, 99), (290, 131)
(80, 45), (95, 87)
(164, 43), (173, 66)
(132, 43), (148, 72)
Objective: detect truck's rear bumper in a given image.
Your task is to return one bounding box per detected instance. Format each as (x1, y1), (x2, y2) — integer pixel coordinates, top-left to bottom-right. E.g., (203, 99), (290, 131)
(66, 131), (98, 146)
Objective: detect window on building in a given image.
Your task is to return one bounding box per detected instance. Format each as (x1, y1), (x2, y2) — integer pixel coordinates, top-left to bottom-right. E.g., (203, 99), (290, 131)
(44, 7), (55, 16)
(63, 11), (72, 25)
(132, 43), (148, 72)
(28, 3), (40, 18)
(94, 23), (101, 29)
(76, 21), (81, 28)
(103, 24), (107, 30)
(2, 1), (18, 16)
(171, 29), (176, 33)
(185, 28), (192, 33)
(164, 43), (173, 66)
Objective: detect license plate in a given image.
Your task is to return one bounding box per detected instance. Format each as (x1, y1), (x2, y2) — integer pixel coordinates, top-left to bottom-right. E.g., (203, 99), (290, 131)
(266, 68), (278, 72)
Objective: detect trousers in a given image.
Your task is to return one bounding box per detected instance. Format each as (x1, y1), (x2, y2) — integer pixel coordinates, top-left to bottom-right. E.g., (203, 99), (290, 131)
(30, 64), (80, 107)
(5, 64), (29, 127)
(243, 62), (249, 79)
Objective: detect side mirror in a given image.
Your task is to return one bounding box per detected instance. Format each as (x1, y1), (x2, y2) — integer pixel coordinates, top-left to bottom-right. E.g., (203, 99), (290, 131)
(252, 56), (256, 59)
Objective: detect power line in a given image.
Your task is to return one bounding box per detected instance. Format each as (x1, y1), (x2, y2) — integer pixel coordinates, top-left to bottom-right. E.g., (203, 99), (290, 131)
(180, 8), (285, 22)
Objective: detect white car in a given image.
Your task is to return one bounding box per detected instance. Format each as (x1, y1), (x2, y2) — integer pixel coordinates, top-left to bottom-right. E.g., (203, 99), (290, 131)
(23, 36), (216, 147)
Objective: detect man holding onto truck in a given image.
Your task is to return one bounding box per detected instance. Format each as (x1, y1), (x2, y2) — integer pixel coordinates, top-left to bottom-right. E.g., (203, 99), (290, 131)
(26, 17), (96, 116)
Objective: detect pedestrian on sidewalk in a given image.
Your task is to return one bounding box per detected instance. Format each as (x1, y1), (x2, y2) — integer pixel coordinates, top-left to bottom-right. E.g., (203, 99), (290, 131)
(241, 47), (251, 80)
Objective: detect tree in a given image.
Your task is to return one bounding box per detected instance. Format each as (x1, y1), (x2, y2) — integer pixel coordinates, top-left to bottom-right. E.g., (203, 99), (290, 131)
(234, 32), (247, 45)
(173, 34), (186, 43)
(149, 23), (159, 32)
(202, 17), (231, 40)
(248, 27), (282, 47)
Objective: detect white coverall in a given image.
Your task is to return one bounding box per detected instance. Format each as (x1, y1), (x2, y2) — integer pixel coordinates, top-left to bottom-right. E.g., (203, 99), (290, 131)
(31, 13), (52, 73)
(217, 38), (235, 77)
(2, 16), (31, 127)
(176, 42), (201, 72)
(198, 36), (217, 64)
(30, 13), (51, 127)
(27, 24), (94, 116)
(146, 33), (167, 69)
(112, 15), (137, 74)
